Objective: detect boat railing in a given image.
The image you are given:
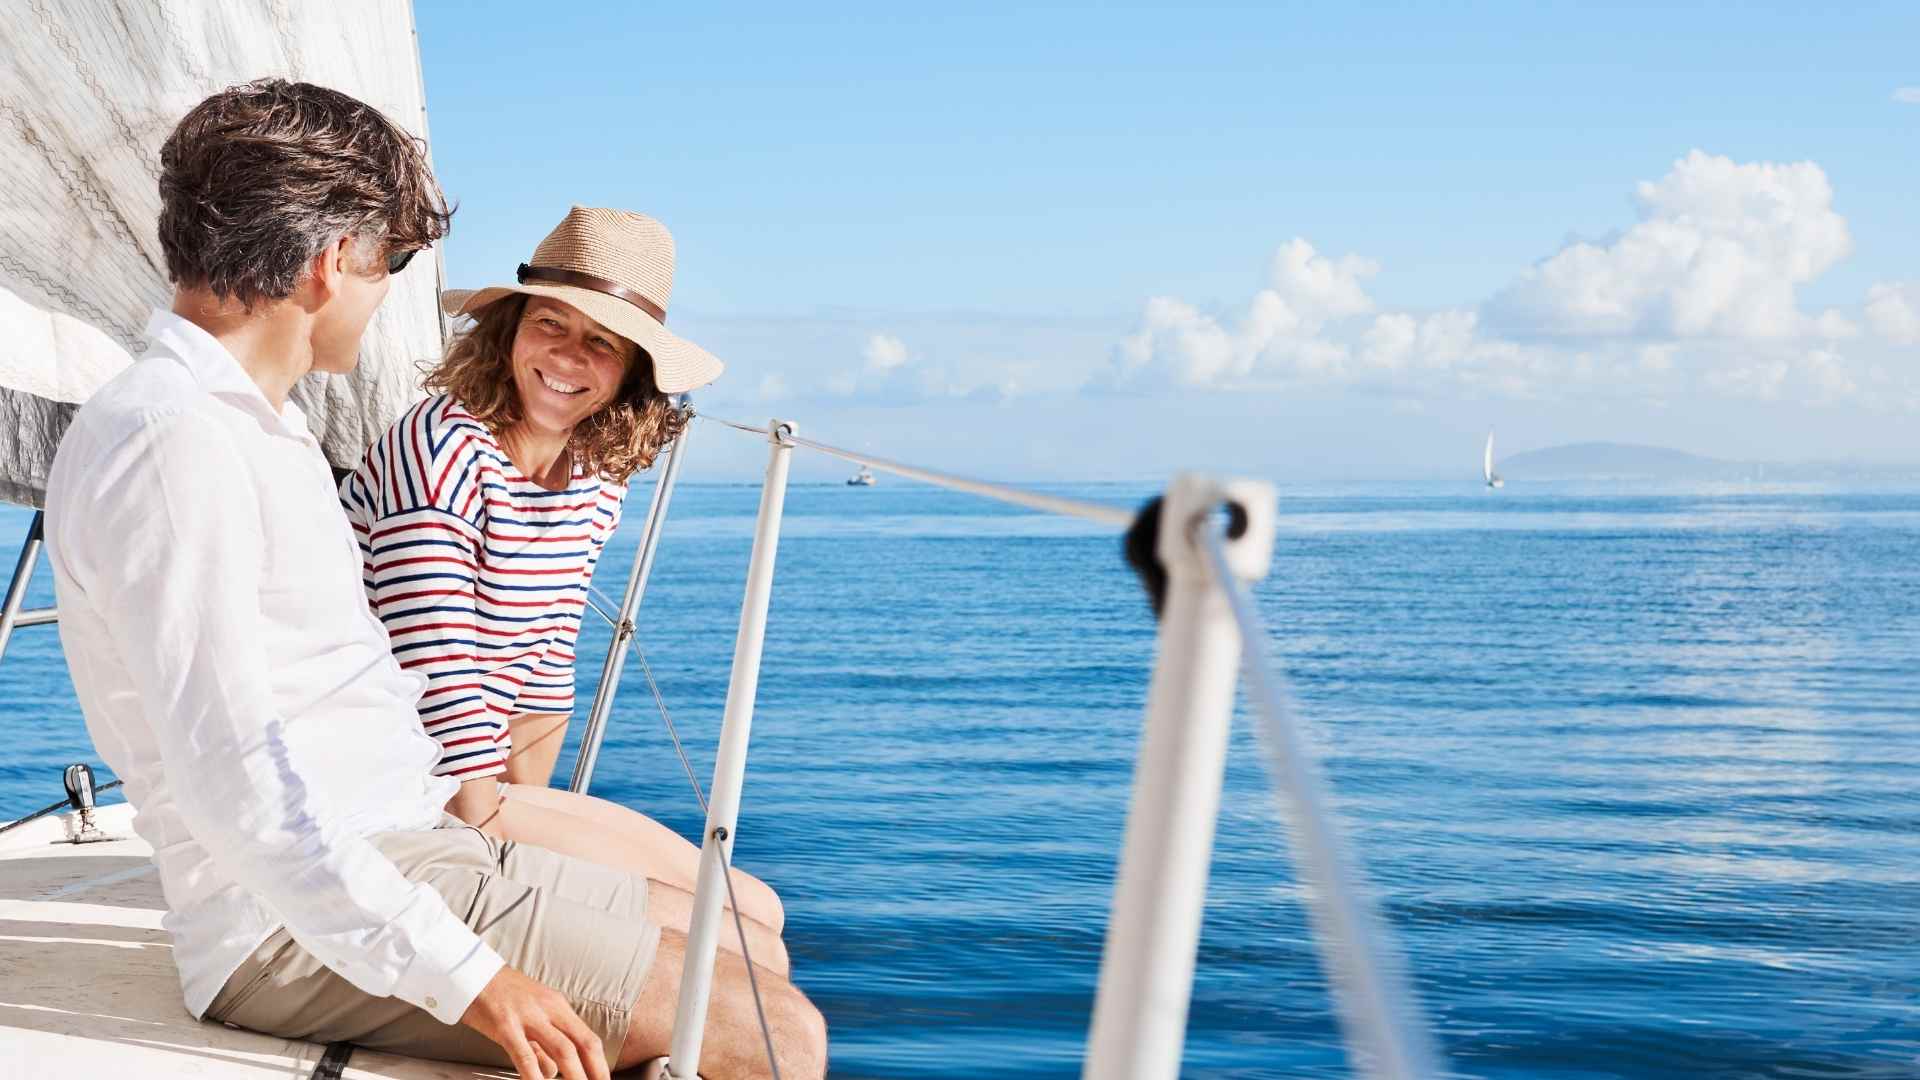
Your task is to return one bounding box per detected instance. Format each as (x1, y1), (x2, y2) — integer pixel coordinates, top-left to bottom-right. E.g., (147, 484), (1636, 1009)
(0, 510), (56, 659)
(562, 401), (1442, 1080)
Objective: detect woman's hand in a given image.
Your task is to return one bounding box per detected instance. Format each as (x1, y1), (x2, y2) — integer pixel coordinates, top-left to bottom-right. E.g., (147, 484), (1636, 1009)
(447, 776), (505, 832)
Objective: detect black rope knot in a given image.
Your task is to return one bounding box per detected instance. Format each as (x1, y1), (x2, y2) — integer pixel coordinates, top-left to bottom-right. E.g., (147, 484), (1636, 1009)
(1124, 494), (1251, 620)
(1124, 496), (1169, 618)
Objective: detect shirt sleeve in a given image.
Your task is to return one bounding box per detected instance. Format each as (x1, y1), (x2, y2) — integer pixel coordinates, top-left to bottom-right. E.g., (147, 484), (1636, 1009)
(76, 413), (503, 1025)
(342, 409), (509, 780)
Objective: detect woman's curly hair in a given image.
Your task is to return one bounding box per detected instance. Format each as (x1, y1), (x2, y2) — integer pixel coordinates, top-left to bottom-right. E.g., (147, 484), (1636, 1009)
(422, 294), (685, 484)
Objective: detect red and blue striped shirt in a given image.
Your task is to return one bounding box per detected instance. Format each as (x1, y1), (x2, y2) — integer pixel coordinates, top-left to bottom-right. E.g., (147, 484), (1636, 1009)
(341, 395), (625, 780)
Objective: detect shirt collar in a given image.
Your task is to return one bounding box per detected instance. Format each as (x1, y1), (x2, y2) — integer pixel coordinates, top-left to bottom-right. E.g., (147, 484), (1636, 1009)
(143, 309), (315, 441)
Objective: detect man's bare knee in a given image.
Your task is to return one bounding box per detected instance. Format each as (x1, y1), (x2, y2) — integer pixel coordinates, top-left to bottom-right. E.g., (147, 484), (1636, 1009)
(731, 978), (826, 1080)
(615, 929), (826, 1078)
(775, 985), (827, 1078)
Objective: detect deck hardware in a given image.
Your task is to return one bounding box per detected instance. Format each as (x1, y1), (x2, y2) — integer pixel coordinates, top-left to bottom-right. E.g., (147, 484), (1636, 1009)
(61, 763), (113, 844)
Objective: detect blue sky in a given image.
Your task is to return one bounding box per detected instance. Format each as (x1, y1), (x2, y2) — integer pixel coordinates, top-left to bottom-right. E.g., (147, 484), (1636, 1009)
(414, 2), (1918, 481)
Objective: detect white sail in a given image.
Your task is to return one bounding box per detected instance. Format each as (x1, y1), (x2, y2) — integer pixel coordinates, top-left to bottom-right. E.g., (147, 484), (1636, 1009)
(1483, 430), (1494, 482)
(0, 0), (443, 507)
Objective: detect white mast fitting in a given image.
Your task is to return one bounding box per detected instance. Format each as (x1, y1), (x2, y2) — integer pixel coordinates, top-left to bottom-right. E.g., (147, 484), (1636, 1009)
(1082, 474), (1279, 1080)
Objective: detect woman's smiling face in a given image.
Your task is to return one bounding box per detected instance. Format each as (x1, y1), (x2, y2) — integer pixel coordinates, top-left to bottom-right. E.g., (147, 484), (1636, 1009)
(508, 296), (640, 437)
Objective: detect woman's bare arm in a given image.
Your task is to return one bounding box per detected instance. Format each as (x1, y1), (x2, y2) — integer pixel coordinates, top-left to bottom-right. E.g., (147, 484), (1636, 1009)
(446, 776), (506, 831)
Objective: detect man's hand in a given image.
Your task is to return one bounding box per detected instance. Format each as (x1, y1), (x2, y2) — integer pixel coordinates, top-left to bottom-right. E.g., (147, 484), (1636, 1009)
(461, 965), (608, 1080)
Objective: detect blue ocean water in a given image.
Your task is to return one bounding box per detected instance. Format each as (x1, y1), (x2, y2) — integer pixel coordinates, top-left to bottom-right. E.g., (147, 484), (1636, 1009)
(3, 480), (1918, 1079)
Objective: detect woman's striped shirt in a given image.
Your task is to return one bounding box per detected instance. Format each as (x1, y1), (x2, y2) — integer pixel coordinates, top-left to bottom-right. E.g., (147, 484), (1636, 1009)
(340, 395), (625, 780)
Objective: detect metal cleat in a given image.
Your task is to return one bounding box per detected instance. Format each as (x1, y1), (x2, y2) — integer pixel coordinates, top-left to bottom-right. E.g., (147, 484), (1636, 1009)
(57, 764), (118, 844)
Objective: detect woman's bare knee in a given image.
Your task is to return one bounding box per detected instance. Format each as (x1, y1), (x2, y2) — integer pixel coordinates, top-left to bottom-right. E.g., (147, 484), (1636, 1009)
(737, 870), (785, 936)
(646, 878), (790, 978)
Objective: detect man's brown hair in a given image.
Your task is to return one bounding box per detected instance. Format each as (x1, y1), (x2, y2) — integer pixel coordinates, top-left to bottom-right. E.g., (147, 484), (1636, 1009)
(157, 78), (451, 305)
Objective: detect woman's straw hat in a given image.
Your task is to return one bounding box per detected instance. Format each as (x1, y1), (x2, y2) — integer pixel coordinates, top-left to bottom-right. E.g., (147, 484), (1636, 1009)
(440, 206), (724, 394)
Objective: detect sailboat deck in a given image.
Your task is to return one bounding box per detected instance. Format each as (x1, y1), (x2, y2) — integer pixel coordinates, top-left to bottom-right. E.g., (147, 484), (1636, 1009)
(0, 802), (501, 1078)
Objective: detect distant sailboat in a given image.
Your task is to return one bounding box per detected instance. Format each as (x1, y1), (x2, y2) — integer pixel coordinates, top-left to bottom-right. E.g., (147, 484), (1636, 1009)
(847, 465), (877, 486)
(1484, 430), (1504, 489)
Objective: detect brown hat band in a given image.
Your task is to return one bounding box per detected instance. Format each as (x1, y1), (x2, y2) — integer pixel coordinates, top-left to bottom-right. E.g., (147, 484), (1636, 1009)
(517, 263), (667, 324)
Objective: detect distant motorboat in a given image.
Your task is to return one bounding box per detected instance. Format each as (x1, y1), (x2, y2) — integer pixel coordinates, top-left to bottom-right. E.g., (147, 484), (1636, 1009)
(1484, 430), (1504, 489)
(847, 465), (877, 487)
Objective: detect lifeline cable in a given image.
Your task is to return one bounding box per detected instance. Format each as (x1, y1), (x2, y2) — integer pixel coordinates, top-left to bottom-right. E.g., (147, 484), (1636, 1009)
(0, 777), (122, 837)
(699, 414), (1134, 528)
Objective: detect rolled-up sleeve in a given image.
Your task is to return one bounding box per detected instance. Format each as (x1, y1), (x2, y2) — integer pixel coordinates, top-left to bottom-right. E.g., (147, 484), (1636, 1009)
(81, 414), (503, 1024)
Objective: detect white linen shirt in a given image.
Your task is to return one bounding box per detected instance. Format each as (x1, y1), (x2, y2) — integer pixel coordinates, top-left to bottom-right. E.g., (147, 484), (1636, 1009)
(43, 309), (505, 1026)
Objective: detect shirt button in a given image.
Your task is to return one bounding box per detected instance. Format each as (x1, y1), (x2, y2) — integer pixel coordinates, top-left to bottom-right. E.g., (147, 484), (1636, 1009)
(424, 995), (438, 1010)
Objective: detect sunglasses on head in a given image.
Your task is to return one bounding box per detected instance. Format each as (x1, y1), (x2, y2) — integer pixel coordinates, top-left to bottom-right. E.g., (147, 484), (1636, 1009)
(386, 246), (422, 275)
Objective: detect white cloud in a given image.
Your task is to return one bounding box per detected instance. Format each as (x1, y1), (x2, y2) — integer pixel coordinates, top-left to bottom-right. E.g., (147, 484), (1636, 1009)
(1810, 309), (1859, 340)
(1113, 238), (1404, 388)
(1486, 150), (1851, 340)
(1864, 282), (1920, 344)
(1894, 87), (1920, 104)
(1704, 349), (1863, 405)
(1268, 238), (1377, 322)
(1106, 152), (1914, 410)
(863, 332), (909, 372)
(695, 151), (1912, 426)
(1113, 296), (1245, 385)
(1705, 357), (1791, 400)
(701, 319), (1085, 406)
(1109, 234), (1574, 395)
(829, 330), (917, 397)
(1801, 349), (1857, 403)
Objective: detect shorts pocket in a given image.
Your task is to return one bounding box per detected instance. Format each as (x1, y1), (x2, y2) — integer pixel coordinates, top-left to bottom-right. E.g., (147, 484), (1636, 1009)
(204, 930), (294, 1023)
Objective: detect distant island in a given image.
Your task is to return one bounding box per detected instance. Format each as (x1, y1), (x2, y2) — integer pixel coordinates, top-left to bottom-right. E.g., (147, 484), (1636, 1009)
(1498, 442), (1919, 483)
(1501, 442), (1732, 479)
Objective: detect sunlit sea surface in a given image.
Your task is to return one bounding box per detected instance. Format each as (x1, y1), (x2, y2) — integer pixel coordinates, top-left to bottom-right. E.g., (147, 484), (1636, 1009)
(4, 480), (1917, 1079)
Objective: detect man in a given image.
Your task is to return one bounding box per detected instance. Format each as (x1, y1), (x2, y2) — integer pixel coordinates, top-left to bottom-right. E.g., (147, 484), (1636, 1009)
(44, 79), (824, 1080)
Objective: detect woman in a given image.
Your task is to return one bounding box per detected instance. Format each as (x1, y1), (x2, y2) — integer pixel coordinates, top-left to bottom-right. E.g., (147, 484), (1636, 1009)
(342, 206), (789, 974)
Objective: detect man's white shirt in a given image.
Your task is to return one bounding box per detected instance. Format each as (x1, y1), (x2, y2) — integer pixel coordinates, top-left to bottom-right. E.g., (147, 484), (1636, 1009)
(43, 309), (505, 1025)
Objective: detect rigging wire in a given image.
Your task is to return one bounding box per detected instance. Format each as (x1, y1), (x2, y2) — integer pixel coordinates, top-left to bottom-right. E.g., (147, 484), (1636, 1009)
(698, 414), (1134, 528)
(584, 582), (782, 1080)
(1196, 520), (1444, 1080)
(626, 639), (783, 1080)
(0, 778), (122, 837)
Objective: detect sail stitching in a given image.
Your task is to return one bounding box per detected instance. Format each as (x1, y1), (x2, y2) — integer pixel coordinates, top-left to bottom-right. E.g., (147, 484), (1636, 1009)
(0, 254), (142, 354)
(25, 0), (161, 179)
(1, 106), (156, 278)
(154, 0), (214, 87)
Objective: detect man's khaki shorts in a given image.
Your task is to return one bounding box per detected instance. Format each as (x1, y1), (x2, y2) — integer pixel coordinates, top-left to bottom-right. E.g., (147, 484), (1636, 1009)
(204, 818), (661, 1070)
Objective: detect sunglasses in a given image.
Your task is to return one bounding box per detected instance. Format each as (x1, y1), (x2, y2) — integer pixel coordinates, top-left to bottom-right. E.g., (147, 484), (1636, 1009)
(386, 246), (423, 275)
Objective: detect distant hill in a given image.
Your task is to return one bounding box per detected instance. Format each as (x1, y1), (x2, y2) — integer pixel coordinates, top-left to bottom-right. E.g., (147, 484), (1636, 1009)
(1500, 442), (1735, 479)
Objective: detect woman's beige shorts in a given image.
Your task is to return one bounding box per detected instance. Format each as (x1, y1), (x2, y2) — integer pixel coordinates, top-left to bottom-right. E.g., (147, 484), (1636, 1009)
(204, 818), (660, 1070)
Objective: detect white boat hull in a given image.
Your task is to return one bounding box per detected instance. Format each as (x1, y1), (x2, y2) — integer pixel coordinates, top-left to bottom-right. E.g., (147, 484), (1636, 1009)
(1, 802), (500, 1077)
